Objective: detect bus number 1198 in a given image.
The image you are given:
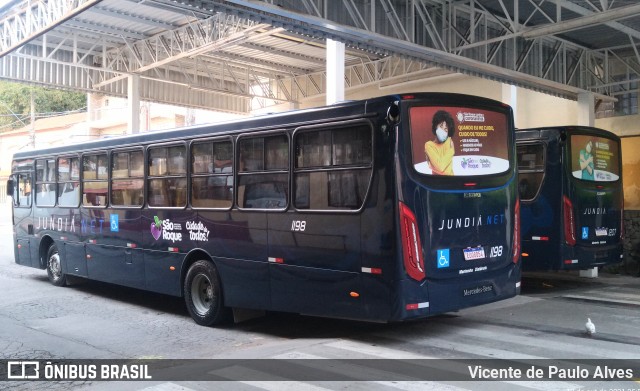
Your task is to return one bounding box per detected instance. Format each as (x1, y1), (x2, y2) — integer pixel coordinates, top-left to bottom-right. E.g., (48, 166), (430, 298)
(291, 220), (306, 232)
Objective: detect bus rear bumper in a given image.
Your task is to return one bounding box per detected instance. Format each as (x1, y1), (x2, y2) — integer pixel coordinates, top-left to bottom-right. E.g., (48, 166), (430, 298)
(392, 263), (521, 321)
(561, 243), (623, 270)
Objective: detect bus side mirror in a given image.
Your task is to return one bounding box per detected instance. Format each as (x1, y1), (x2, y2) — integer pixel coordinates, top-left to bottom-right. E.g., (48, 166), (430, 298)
(559, 131), (567, 144)
(6, 178), (14, 197)
(386, 101), (400, 125)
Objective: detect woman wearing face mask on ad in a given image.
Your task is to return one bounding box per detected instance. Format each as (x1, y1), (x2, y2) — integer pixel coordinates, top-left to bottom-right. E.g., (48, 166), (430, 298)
(425, 110), (456, 175)
(579, 139), (595, 181)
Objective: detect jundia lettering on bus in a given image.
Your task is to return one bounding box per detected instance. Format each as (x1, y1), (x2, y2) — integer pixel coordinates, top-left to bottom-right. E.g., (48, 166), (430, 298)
(35, 216), (107, 235)
(437, 213), (505, 231)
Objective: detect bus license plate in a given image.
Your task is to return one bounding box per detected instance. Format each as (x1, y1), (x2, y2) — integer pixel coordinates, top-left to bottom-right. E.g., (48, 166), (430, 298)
(463, 246), (486, 261)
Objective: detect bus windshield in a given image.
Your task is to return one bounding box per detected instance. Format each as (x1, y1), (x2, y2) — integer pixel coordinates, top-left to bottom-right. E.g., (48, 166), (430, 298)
(409, 106), (510, 176)
(570, 134), (620, 182)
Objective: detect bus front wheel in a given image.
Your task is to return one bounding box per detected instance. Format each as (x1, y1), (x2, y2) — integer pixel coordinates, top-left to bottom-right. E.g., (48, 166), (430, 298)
(46, 244), (67, 287)
(184, 260), (229, 326)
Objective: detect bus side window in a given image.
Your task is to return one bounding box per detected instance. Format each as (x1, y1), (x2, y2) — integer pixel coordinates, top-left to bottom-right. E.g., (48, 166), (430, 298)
(148, 145), (186, 208)
(294, 123), (372, 210)
(517, 144), (545, 201)
(12, 173), (32, 207)
(35, 159), (56, 207)
(238, 135), (288, 209)
(112, 150), (144, 207)
(191, 140), (234, 209)
(57, 157), (80, 207)
(83, 153), (108, 207)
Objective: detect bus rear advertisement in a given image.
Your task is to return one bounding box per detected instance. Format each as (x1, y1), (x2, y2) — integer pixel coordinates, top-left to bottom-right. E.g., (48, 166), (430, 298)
(406, 103), (520, 314)
(7, 93), (521, 326)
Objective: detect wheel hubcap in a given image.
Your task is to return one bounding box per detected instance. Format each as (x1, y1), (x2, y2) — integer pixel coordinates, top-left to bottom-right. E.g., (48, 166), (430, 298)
(49, 253), (61, 279)
(191, 274), (215, 315)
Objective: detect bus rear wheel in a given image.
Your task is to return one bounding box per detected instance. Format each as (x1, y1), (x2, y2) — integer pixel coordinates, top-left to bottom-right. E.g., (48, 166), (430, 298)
(184, 260), (229, 326)
(46, 244), (67, 287)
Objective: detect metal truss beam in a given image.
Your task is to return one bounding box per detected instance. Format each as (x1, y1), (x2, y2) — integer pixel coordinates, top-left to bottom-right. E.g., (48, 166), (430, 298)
(554, 0), (640, 41)
(0, 52), (250, 113)
(0, 0), (103, 57)
(88, 5), (177, 31)
(522, 3), (640, 39)
(94, 14), (275, 88)
(266, 57), (451, 102)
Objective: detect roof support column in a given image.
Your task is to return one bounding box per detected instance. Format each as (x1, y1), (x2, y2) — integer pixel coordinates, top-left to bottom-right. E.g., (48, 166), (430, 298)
(577, 92), (595, 126)
(501, 84), (518, 127)
(128, 75), (141, 134)
(577, 91), (597, 278)
(326, 39), (345, 105)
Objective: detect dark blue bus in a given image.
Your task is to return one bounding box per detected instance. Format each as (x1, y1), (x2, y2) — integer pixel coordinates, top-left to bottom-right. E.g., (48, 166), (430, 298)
(7, 93), (521, 326)
(516, 126), (623, 271)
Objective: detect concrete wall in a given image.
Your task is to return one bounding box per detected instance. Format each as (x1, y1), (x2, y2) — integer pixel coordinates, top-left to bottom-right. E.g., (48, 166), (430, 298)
(620, 137), (640, 210)
(515, 88), (578, 129)
(596, 117), (640, 269)
(299, 74), (579, 130)
(595, 114), (640, 137)
(620, 137), (640, 269)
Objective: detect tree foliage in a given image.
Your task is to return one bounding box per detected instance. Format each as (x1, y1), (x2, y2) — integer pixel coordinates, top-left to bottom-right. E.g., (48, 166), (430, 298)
(0, 81), (86, 131)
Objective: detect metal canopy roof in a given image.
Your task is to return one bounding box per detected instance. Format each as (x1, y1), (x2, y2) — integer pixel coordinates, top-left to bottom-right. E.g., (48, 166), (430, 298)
(0, 0), (638, 114)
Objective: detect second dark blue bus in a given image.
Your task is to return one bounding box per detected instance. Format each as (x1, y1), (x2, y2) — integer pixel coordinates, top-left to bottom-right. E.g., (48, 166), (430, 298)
(516, 126), (623, 271)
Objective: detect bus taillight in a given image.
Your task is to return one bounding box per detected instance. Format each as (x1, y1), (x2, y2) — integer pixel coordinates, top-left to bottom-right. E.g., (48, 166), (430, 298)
(563, 195), (576, 246)
(399, 202), (425, 281)
(512, 199), (520, 264)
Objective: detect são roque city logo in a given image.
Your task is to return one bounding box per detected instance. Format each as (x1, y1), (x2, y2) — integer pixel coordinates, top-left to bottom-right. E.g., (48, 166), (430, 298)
(150, 216), (182, 242)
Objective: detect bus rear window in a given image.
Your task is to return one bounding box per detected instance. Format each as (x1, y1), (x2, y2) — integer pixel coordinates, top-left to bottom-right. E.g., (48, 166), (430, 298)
(409, 106), (510, 176)
(570, 134), (620, 182)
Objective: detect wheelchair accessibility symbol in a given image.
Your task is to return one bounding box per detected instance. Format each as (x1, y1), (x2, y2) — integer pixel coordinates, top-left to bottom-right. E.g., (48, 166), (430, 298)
(581, 226), (589, 240)
(437, 249), (450, 269)
(110, 214), (119, 232)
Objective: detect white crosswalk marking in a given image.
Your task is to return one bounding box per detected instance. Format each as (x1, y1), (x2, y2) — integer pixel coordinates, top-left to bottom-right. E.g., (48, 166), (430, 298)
(324, 340), (434, 359)
(432, 322), (640, 359)
(239, 382), (333, 391)
(208, 366), (333, 391)
(272, 352), (326, 359)
(414, 334), (543, 359)
(503, 381), (584, 390)
(138, 383), (198, 391)
(262, 340), (585, 390)
(563, 293), (640, 306)
(375, 381), (470, 390)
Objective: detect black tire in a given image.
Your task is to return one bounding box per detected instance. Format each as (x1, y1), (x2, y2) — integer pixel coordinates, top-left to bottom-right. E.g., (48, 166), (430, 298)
(184, 260), (230, 326)
(46, 244), (67, 287)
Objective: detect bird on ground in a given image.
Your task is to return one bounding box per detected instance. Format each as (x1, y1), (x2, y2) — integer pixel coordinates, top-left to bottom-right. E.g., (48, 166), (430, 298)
(585, 318), (596, 336)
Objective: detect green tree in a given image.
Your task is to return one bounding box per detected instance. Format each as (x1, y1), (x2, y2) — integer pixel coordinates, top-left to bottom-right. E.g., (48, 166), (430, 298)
(0, 81), (86, 131)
